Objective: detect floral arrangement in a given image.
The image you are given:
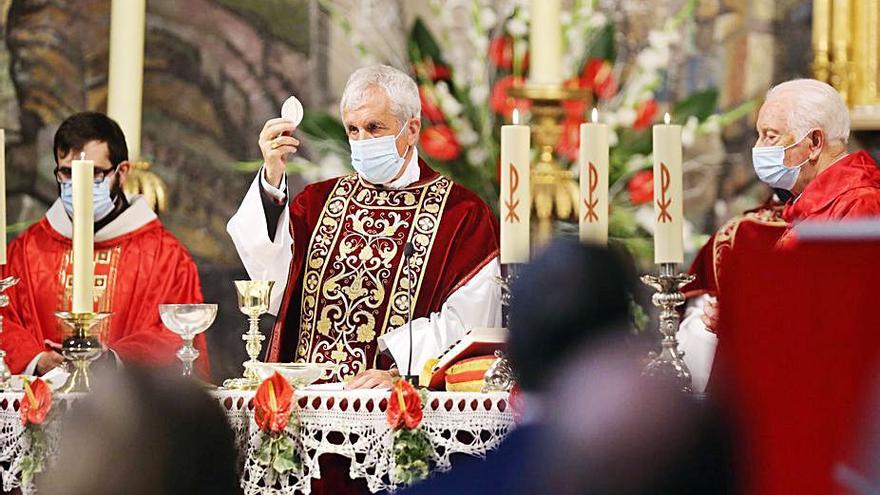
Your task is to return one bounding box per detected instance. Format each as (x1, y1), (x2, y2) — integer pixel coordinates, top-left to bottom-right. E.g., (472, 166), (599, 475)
(387, 378), (432, 485)
(19, 377), (52, 483)
(301, 0), (754, 265)
(253, 372), (300, 482)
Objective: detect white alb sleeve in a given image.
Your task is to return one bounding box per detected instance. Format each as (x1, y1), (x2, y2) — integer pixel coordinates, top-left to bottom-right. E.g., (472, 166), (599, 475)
(677, 294), (718, 393)
(377, 258), (503, 376)
(227, 168), (293, 315)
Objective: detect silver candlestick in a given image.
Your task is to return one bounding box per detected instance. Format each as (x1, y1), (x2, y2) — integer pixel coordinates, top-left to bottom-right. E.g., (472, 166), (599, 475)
(641, 263), (694, 393)
(497, 263), (520, 328)
(0, 277), (19, 390)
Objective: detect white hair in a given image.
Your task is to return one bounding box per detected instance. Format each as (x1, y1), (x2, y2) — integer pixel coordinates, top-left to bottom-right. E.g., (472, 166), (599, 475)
(766, 79), (850, 143)
(339, 65), (421, 125)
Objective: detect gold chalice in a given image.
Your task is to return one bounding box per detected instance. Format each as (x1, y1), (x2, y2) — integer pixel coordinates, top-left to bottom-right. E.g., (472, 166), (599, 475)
(56, 311), (111, 393)
(222, 280), (274, 389)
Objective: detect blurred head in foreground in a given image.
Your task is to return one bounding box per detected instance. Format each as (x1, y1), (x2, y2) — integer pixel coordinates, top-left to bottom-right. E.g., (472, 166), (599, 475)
(41, 367), (240, 495)
(508, 239), (637, 393)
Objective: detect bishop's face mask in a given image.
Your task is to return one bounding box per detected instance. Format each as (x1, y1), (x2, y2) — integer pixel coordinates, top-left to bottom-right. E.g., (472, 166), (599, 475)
(349, 124), (410, 184)
(60, 176), (117, 222)
(751, 132), (812, 191)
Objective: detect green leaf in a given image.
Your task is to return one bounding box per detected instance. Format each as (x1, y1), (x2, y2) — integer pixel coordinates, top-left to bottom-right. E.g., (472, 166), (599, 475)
(273, 453), (299, 474)
(298, 111), (348, 149)
(583, 22), (616, 63)
(672, 89), (719, 123)
(408, 18), (445, 65)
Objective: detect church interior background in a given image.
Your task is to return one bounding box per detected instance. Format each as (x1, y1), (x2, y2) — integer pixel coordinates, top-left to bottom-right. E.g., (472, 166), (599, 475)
(0, 0), (864, 380)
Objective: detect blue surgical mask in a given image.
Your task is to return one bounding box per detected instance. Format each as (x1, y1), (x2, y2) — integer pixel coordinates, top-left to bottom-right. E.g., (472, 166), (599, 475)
(752, 133), (811, 191)
(349, 125), (410, 184)
(60, 177), (116, 222)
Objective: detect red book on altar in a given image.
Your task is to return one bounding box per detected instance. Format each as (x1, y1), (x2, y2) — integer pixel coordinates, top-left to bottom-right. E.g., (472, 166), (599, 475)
(419, 327), (507, 390)
(716, 221), (880, 495)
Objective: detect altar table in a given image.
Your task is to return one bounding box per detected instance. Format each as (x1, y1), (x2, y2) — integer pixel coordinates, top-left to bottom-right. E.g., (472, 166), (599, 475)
(0, 388), (514, 494)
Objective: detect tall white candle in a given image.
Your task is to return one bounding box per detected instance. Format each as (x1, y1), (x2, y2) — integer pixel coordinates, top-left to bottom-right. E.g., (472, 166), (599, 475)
(72, 154), (94, 313)
(107, 0), (146, 161)
(652, 113), (684, 264)
(528, 0), (562, 86)
(579, 109), (609, 245)
(0, 130), (6, 265)
(500, 109), (531, 264)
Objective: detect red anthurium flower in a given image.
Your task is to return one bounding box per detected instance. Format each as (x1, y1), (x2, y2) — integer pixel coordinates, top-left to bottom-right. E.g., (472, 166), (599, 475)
(628, 169), (654, 205)
(387, 379), (423, 431)
(581, 58), (617, 100)
(20, 378), (52, 427)
(556, 115), (583, 162)
(633, 100), (659, 130)
(419, 86), (446, 123)
(420, 125), (461, 161)
(488, 36), (515, 69)
(490, 75), (530, 118)
(254, 372), (294, 434)
(509, 384), (525, 424)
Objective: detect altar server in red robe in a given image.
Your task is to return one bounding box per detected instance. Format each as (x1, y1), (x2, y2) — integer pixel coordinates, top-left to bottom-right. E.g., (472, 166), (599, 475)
(229, 65), (501, 389)
(0, 112), (209, 377)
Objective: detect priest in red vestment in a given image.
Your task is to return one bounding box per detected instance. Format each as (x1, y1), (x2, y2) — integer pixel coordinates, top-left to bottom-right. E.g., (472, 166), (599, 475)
(228, 65), (501, 390)
(680, 79), (880, 390)
(0, 112), (209, 378)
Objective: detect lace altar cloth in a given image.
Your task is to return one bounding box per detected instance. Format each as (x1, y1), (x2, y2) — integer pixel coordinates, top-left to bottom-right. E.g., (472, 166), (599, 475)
(0, 389), (514, 494)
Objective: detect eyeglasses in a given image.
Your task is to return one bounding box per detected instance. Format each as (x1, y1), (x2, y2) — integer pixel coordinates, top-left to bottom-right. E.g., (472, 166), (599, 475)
(54, 163), (119, 184)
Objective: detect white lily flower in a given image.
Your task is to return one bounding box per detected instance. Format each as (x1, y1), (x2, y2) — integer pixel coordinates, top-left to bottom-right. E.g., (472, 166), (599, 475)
(456, 125), (479, 146)
(507, 18), (528, 37)
(480, 7), (498, 29)
(467, 147), (489, 165)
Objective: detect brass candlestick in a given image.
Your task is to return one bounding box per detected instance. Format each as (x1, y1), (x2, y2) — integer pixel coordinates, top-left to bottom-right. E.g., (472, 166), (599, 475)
(223, 280), (274, 390)
(641, 263), (694, 393)
(0, 277), (20, 390)
(507, 84), (590, 230)
(56, 311), (110, 393)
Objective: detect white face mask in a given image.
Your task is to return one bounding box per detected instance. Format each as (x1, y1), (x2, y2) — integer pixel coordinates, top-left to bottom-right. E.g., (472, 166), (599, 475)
(60, 176), (116, 222)
(751, 132), (811, 191)
(349, 125), (410, 184)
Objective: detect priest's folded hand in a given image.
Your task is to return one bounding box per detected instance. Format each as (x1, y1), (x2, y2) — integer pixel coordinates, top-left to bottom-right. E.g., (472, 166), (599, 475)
(701, 297), (719, 334)
(258, 118), (300, 188)
(344, 368), (400, 390)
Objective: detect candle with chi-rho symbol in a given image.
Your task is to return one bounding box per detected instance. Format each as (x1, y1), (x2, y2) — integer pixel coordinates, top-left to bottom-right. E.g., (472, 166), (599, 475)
(652, 113), (684, 264)
(499, 108), (531, 264)
(578, 108), (609, 245)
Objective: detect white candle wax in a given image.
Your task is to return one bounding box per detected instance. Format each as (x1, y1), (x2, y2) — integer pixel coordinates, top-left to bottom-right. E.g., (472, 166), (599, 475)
(107, 0), (146, 161)
(652, 114), (684, 264)
(500, 110), (531, 264)
(579, 109), (609, 245)
(71, 156), (94, 313)
(528, 0), (562, 86)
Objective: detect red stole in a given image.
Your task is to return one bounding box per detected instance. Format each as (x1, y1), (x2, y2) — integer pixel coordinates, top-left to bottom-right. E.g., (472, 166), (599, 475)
(267, 160), (499, 381)
(0, 218), (209, 377)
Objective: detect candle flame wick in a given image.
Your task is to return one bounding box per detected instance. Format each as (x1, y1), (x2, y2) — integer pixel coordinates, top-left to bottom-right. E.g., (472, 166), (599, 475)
(591, 108), (599, 124)
(512, 108), (520, 125)
(79, 152), (86, 160)
(664, 113), (671, 125)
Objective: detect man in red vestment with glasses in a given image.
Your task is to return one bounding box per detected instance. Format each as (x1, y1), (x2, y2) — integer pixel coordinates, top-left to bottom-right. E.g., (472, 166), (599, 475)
(0, 112), (209, 378)
(228, 65), (501, 390)
(682, 79), (880, 389)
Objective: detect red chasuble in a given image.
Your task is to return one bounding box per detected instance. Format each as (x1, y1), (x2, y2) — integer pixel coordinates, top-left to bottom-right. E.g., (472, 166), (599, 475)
(684, 201), (787, 300)
(266, 160), (498, 381)
(0, 210), (209, 378)
(779, 150), (880, 246)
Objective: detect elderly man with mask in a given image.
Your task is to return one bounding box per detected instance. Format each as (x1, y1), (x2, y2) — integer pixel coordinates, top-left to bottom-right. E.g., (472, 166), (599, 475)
(679, 79), (880, 391)
(0, 112), (210, 378)
(228, 65), (500, 390)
